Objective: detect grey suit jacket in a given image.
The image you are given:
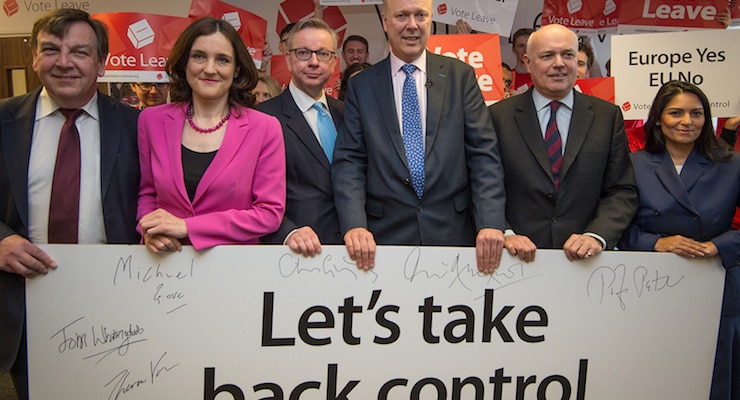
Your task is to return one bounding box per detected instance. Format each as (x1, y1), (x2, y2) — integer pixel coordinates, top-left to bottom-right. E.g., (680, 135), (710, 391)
(0, 88), (140, 372)
(488, 87), (638, 248)
(258, 90), (343, 244)
(332, 52), (505, 245)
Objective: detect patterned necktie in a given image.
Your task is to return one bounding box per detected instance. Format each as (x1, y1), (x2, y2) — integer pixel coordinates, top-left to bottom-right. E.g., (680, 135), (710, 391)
(545, 101), (563, 189)
(48, 108), (84, 243)
(401, 64), (424, 198)
(312, 102), (337, 163)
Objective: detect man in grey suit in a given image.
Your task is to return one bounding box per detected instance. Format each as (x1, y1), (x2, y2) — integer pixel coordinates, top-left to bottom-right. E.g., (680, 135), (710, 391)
(259, 19), (343, 256)
(332, 0), (506, 272)
(0, 9), (140, 399)
(488, 24), (637, 262)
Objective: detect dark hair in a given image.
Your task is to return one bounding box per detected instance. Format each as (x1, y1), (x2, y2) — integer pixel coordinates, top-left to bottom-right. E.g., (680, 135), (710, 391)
(578, 40), (594, 69)
(512, 28), (534, 45)
(166, 17), (258, 110)
(342, 35), (369, 50)
(286, 19), (339, 51)
(501, 62), (512, 72)
(644, 80), (731, 161)
(339, 62), (371, 101)
(31, 8), (108, 61)
(280, 23), (296, 39)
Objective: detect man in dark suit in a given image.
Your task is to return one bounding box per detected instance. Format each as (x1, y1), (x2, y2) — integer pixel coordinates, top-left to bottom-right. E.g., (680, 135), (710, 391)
(488, 23), (637, 262)
(259, 19), (343, 256)
(332, 0), (506, 272)
(0, 9), (139, 399)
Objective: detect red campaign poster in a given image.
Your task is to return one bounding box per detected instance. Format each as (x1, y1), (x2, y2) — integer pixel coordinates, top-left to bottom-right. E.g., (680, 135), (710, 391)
(426, 34), (504, 103)
(276, 0), (347, 46)
(271, 54), (342, 99)
(618, 0), (728, 32)
(512, 77), (615, 103)
(541, 0), (619, 34)
(94, 12), (192, 82)
(189, 0), (268, 67)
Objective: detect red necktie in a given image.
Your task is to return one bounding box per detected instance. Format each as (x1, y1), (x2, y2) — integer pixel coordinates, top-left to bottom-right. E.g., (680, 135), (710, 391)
(545, 101), (563, 189)
(48, 108), (83, 244)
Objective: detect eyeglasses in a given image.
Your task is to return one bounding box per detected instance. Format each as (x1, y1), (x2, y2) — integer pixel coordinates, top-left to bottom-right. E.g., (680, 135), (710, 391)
(135, 83), (169, 91)
(288, 48), (336, 62)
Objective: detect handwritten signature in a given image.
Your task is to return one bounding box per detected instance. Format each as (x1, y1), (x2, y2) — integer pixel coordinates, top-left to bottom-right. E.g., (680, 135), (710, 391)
(278, 253), (378, 282)
(50, 317), (148, 365)
(104, 352), (179, 400)
(586, 263), (685, 311)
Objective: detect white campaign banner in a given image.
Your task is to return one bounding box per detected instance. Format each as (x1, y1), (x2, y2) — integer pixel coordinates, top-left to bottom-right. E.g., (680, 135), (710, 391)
(612, 29), (740, 120)
(432, 0), (519, 36)
(26, 245), (723, 399)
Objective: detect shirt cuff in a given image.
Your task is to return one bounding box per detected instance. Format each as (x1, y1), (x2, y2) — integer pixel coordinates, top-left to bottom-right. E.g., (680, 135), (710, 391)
(584, 232), (607, 249)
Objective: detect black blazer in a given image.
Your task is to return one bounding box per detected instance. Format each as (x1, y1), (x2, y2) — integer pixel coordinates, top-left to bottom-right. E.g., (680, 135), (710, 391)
(258, 90), (344, 244)
(0, 88), (140, 372)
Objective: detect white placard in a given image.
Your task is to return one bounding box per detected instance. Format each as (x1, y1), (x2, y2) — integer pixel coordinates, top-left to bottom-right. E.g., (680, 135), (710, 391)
(432, 0), (519, 36)
(612, 29), (740, 120)
(26, 245), (724, 399)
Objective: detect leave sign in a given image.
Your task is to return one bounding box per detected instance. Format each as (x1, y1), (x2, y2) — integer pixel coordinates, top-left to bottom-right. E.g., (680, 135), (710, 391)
(618, 0), (728, 33)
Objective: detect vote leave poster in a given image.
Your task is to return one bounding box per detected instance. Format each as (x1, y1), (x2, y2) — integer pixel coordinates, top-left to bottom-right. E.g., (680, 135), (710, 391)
(431, 0), (519, 36)
(541, 0), (620, 34)
(427, 34), (504, 104)
(26, 245), (724, 399)
(618, 0), (729, 33)
(276, 0), (347, 47)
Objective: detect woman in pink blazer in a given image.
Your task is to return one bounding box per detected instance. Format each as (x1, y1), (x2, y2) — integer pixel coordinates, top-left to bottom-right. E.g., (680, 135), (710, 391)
(137, 17), (285, 252)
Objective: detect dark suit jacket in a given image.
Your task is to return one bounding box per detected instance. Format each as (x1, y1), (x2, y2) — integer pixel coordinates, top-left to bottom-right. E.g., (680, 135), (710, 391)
(0, 88), (140, 372)
(488, 88), (638, 249)
(332, 52), (505, 245)
(258, 90), (343, 245)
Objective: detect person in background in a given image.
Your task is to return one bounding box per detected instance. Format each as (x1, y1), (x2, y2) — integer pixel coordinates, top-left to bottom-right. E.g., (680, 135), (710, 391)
(501, 62), (513, 99)
(338, 62), (371, 101)
(130, 82), (169, 109)
(576, 41), (594, 79)
(137, 17), (285, 253)
(252, 75), (282, 106)
(617, 81), (740, 400)
(332, 0), (506, 273)
(0, 9), (140, 400)
(341, 35), (370, 67)
(510, 28), (534, 90)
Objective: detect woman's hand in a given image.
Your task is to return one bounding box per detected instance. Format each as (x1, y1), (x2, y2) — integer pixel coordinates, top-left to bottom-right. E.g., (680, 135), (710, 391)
(654, 235), (717, 258)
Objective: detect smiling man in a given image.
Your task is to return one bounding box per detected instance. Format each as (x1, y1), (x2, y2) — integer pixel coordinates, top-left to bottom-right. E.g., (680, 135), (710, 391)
(0, 9), (140, 400)
(332, 0), (506, 274)
(488, 23), (637, 263)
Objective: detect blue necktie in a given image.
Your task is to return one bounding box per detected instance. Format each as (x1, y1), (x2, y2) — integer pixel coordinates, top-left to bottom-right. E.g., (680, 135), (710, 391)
(401, 64), (424, 198)
(312, 102), (337, 163)
(545, 101), (563, 189)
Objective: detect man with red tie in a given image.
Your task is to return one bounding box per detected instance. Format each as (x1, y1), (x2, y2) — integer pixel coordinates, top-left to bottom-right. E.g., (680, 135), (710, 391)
(0, 9), (140, 400)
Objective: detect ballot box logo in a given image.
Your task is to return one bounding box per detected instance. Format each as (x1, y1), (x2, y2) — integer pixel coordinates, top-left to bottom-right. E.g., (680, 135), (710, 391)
(156, 72), (164, 80)
(128, 19), (155, 50)
(221, 11), (241, 31)
(3, 0), (19, 17)
(567, 0), (583, 14)
(437, 3), (447, 15)
(604, 0), (617, 15)
(622, 102), (632, 112)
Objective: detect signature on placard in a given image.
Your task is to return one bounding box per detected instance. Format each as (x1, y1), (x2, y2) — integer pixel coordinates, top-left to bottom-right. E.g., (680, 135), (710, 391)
(277, 252), (379, 282)
(586, 263), (685, 311)
(112, 255), (193, 314)
(50, 316), (147, 366)
(104, 352), (180, 400)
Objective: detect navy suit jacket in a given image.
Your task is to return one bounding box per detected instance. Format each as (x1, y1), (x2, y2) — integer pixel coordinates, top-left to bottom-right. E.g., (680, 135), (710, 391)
(258, 90), (343, 244)
(332, 52), (505, 245)
(0, 88), (140, 372)
(488, 88), (638, 248)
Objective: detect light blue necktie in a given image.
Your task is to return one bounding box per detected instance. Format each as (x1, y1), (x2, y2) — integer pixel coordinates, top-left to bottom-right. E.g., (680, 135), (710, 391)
(312, 102), (338, 163)
(401, 64), (424, 198)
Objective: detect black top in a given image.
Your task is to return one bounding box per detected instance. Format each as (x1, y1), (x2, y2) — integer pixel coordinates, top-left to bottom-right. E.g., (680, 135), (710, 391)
(182, 145), (217, 202)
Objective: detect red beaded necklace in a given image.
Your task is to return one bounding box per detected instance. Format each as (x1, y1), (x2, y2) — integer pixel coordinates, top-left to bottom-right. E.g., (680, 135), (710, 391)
(186, 103), (231, 134)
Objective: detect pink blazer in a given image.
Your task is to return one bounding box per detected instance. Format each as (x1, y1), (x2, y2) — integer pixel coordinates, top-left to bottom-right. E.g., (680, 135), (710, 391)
(137, 102), (286, 250)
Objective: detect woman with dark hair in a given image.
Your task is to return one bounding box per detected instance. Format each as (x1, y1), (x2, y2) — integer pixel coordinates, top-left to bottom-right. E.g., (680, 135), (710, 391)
(137, 17), (286, 253)
(619, 80), (740, 400)
(338, 62), (370, 101)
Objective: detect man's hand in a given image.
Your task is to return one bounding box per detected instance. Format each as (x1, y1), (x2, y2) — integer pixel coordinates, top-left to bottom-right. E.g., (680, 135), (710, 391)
(0, 234), (57, 278)
(476, 228), (504, 274)
(563, 234), (602, 261)
(504, 234), (537, 263)
(343, 227), (376, 270)
(286, 226), (323, 257)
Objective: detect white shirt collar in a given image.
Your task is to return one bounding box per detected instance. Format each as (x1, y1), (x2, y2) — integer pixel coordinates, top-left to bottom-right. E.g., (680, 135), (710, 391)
(288, 81), (329, 113)
(36, 87), (100, 121)
(532, 87), (574, 112)
(390, 49), (427, 77)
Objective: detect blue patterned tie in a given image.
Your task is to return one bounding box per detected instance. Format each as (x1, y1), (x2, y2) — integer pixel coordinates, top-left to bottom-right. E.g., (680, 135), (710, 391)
(545, 101), (563, 189)
(401, 64), (424, 198)
(312, 102), (337, 163)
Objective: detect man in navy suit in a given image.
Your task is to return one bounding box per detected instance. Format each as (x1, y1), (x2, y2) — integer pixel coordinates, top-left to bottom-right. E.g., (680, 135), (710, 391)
(0, 9), (139, 399)
(488, 24), (637, 262)
(259, 19), (344, 256)
(332, 0), (506, 272)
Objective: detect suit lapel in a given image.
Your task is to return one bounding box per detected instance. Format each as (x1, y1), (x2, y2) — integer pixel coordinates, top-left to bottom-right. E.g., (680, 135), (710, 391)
(514, 89), (553, 180)
(561, 91), (592, 181)
(0, 90), (39, 230)
(164, 105), (191, 204)
(654, 151), (699, 215)
(679, 148), (710, 193)
(372, 57), (408, 168)
(424, 54), (446, 158)
(98, 93), (122, 200)
(282, 91), (331, 171)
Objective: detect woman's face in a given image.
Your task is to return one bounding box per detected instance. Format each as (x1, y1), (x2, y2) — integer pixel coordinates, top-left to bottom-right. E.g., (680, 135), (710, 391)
(659, 92), (705, 148)
(186, 32), (236, 103)
(252, 81), (273, 105)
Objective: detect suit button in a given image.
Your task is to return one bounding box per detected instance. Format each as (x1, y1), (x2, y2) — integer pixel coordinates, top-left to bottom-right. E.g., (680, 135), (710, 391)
(417, 206), (423, 212)
(403, 178), (411, 186)
(547, 191), (554, 199)
(552, 217), (558, 223)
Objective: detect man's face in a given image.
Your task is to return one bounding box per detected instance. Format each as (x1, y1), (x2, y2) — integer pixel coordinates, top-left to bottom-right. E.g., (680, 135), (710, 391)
(32, 21), (105, 109)
(512, 35), (529, 65)
(576, 50), (590, 79)
(286, 27), (337, 99)
(501, 67), (513, 98)
(524, 25), (578, 100)
(342, 40), (369, 66)
(131, 83), (169, 108)
(382, 0), (432, 63)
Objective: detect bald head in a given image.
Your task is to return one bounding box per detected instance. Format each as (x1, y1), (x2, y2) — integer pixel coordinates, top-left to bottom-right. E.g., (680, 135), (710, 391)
(524, 24), (578, 100)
